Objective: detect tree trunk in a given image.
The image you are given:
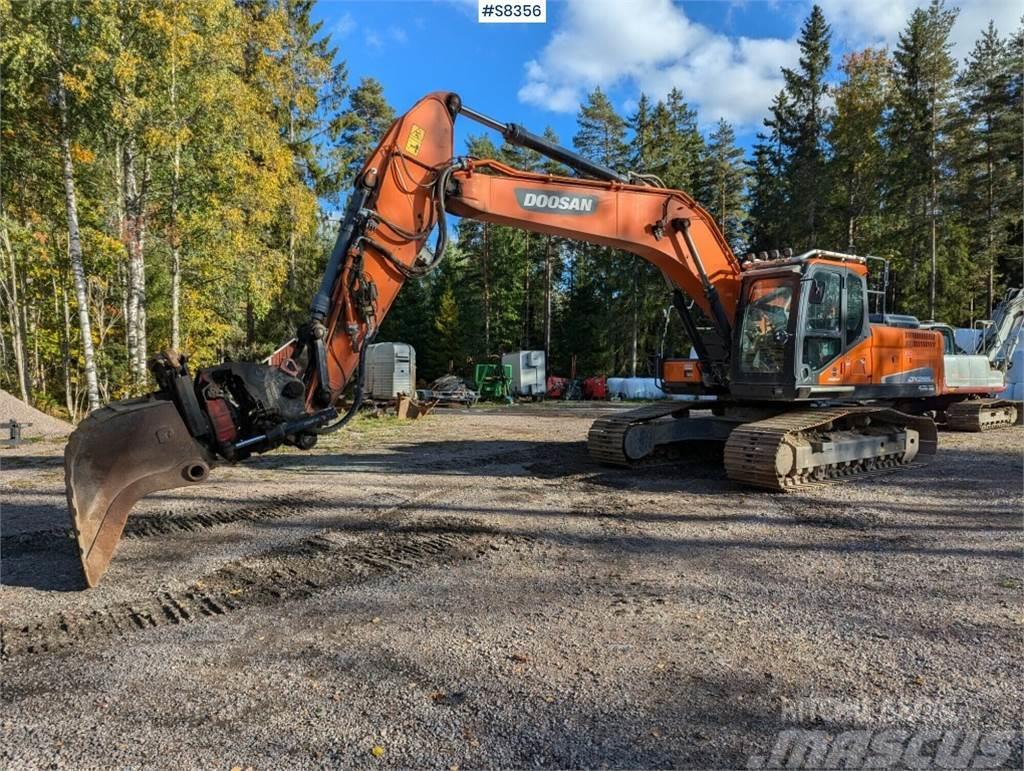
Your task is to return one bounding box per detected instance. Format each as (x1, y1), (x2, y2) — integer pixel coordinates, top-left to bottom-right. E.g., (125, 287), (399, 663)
(928, 96), (937, 321)
(986, 150), (994, 318)
(0, 215), (31, 403)
(483, 224), (491, 356)
(630, 262), (638, 377)
(123, 141), (149, 385)
(57, 69), (100, 412)
(61, 279), (77, 421)
(287, 107), (297, 285)
(0, 308), (8, 390)
(543, 237), (552, 364)
(521, 233), (530, 348)
(171, 139), (182, 350)
(170, 30), (182, 351)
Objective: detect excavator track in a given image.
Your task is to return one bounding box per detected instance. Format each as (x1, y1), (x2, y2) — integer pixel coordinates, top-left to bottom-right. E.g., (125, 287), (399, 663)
(945, 399), (1023, 432)
(723, 407), (938, 491)
(587, 402), (695, 466)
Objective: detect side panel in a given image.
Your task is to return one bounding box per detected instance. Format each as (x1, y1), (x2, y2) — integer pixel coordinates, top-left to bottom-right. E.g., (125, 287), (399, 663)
(943, 354), (1005, 392)
(661, 359), (703, 388)
(820, 325), (942, 398)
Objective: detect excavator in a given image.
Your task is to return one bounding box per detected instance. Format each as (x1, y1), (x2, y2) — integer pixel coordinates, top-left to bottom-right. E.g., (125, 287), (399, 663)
(63, 92), (1022, 587)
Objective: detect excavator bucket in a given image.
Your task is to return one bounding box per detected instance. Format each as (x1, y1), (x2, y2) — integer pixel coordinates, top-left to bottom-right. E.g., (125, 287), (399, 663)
(64, 397), (214, 587)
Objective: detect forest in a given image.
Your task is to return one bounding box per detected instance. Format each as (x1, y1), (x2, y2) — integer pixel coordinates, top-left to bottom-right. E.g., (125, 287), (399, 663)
(1, 0), (1021, 419)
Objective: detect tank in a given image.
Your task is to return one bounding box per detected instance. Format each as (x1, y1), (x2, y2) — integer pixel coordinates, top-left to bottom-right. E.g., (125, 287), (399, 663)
(501, 350), (546, 397)
(364, 342), (416, 400)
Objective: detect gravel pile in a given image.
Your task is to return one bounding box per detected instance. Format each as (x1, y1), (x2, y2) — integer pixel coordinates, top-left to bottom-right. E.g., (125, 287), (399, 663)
(0, 389), (73, 438)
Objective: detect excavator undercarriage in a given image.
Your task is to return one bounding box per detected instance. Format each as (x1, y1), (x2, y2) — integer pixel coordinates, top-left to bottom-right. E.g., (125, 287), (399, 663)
(944, 399), (1023, 432)
(587, 402), (937, 490)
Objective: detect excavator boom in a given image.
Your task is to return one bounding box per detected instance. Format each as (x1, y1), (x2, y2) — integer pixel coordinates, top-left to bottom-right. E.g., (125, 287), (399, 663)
(65, 91), (752, 585)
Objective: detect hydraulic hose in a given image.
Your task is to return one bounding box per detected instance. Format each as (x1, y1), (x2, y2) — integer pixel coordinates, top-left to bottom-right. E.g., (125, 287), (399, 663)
(313, 328), (377, 435)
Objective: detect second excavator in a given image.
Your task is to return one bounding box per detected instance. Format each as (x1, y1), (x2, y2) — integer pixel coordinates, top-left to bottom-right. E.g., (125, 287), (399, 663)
(64, 92), (1022, 586)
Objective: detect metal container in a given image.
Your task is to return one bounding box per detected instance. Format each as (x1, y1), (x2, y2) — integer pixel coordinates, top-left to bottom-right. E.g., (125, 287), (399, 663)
(501, 350), (546, 397)
(365, 342), (416, 400)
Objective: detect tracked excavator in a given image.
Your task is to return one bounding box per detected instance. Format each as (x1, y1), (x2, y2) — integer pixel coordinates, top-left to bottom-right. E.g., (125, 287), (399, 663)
(64, 92), (1022, 586)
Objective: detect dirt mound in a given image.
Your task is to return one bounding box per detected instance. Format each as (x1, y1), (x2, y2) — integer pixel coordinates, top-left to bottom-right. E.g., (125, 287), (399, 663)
(0, 389), (73, 438)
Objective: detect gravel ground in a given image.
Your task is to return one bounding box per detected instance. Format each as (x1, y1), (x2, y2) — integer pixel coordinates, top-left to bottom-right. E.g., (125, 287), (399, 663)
(1, 402), (1021, 769)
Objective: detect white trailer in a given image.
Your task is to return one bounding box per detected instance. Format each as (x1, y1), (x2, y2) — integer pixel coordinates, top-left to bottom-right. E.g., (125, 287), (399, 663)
(365, 342), (416, 400)
(501, 350), (546, 397)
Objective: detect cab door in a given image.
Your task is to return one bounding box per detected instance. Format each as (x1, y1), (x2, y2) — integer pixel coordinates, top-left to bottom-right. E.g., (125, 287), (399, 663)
(795, 265), (871, 392)
(730, 271), (800, 399)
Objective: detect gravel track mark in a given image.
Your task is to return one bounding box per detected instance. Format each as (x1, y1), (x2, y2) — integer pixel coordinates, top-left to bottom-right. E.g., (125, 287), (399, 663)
(1, 519), (515, 659)
(0, 494), (332, 557)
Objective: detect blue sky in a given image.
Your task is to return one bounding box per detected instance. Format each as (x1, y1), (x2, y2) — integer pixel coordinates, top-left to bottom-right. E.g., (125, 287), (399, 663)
(311, 0), (1019, 154)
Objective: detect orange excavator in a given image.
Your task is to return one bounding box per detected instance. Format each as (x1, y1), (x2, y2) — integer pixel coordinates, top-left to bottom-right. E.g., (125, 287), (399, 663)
(64, 92), (1021, 586)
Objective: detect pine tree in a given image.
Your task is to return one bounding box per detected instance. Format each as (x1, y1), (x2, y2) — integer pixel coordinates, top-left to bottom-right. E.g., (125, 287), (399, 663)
(776, 5), (833, 247)
(957, 22), (1018, 316)
(453, 133), (500, 360)
(571, 88), (630, 375)
(748, 92), (791, 252)
(664, 88), (707, 195)
(828, 48), (890, 254)
(885, 0), (960, 319)
(335, 77), (396, 183)
(704, 119), (748, 251)
(538, 127), (566, 367)
(573, 87), (628, 172)
(628, 94), (655, 172)
(431, 280), (464, 377)
(1006, 23), (1024, 291)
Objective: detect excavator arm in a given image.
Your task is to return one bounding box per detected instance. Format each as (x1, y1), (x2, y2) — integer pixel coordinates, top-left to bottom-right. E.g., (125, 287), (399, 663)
(64, 91), (742, 586)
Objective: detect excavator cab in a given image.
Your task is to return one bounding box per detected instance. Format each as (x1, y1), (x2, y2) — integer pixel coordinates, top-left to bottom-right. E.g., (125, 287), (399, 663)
(730, 252), (870, 401)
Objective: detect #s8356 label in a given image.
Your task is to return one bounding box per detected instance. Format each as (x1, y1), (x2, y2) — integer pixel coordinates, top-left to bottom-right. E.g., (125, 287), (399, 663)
(479, 1), (546, 23)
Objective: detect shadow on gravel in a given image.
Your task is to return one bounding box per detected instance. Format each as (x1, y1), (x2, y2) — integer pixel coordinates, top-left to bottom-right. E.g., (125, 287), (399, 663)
(2, 437), (1018, 594)
(1, 531), (86, 591)
(246, 438), (738, 487)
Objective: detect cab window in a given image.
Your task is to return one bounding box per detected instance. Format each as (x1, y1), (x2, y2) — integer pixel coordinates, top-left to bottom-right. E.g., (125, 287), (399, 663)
(846, 276), (865, 344)
(739, 278), (793, 374)
(803, 270), (842, 370)
(939, 327), (955, 354)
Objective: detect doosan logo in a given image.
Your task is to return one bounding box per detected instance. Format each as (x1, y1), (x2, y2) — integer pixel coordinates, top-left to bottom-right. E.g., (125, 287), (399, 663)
(515, 189), (598, 215)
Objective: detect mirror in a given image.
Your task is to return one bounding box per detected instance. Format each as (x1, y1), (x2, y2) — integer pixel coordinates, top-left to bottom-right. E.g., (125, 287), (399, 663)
(808, 278), (825, 305)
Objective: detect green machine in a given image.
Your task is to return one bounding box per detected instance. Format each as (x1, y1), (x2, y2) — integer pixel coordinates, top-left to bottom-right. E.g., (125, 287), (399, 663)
(473, 363), (513, 401)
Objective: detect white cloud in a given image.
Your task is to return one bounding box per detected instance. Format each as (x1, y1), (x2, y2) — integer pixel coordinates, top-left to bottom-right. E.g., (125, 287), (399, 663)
(332, 12), (356, 38)
(517, 0), (800, 128)
(363, 26), (407, 51)
(518, 0), (1021, 128)
(815, 0), (1020, 58)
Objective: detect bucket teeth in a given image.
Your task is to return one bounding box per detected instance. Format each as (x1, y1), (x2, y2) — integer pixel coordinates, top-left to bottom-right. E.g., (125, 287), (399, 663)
(65, 397), (214, 587)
